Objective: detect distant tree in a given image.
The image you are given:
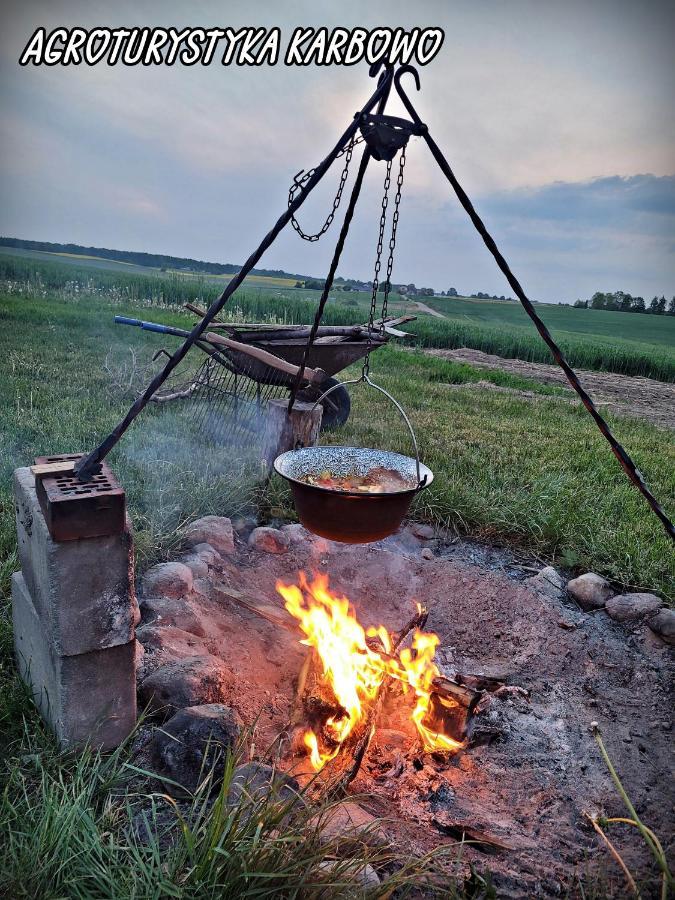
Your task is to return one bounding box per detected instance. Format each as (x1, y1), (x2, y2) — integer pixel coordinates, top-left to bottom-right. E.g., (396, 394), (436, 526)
(656, 295), (667, 315)
(342, 283), (352, 291)
(398, 285), (408, 296)
(590, 292), (606, 309)
(667, 297), (675, 315)
(447, 287), (458, 297)
(406, 283), (417, 296)
(648, 296), (660, 314)
(294, 281), (304, 288)
(499, 295), (505, 301)
(619, 293), (633, 312)
(630, 296), (646, 313)
(573, 299), (588, 308)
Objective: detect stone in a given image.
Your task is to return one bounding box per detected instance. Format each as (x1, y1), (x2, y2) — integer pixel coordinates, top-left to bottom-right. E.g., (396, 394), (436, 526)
(150, 704), (241, 795)
(525, 566), (566, 602)
(139, 596), (208, 638)
(567, 573), (614, 611)
(227, 761), (304, 808)
(317, 860), (381, 890)
(411, 522), (435, 541)
(281, 523), (312, 545)
(12, 571), (136, 749)
(605, 593), (663, 624)
(647, 609), (675, 645)
(191, 543), (221, 567)
(138, 655), (232, 718)
(248, 527), (290, 554)
(421, 547), (434, 560)
(315, 801), (383, 848)
(136, 625), (207, 663)
(183, 516), (234, 557)
(180, 554), (209, 580)
(142, 562), (193, 600)
(13, 467), (136, 657)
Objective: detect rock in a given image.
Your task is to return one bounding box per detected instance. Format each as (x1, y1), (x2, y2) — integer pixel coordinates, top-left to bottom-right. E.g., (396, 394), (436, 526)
(180, 554), (209, 580)
(605, 593), (663, 624)
(411, 522), (435, 541)
(139, 596), (208, 638)
(231, 516), (257, 535)
(183, 516), (234, 557)
(315, 801), (383, 848)
(525, 566), (566, 601)
(138, 655), (232, 718)
(227, 761), (304, 808)
(567, 573), (614, 611)
(248, 527), (290, 554)
(142, 562), (193, 600)
(191, 543), (221, 567)
(136, 624), (207, 662)
(150, 704), (241, 795)
(317, 860), (381, 890)
(281, 523), (312, 545)
(647, 608), (675, 645)
(421, 547), (434, 560)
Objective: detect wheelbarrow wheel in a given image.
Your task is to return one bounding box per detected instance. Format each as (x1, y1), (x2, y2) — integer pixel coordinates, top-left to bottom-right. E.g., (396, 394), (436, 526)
(296, 377), (351, 430)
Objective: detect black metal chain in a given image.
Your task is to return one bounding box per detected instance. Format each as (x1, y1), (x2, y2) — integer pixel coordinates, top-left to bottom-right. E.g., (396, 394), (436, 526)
(363, 158), (393, 376)
(380, 145), (406, 332)
(288, 135), (365, 242)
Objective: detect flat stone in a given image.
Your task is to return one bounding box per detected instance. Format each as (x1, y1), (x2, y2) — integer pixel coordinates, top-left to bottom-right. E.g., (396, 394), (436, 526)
(421, 547), (434, 560)
(411, 522), (435, 540)
(13, 467), (137, 657)
(605, 593), (663, 624)
(142, 562), (193, 600)
(139, 596), (208, 638)
(647, 608), (675, 645)
(248, 527), (290, 554)
(567, 573), (614, 611)
(138, 655), (232, 718)
(183, 516), (234, 556)
(12, 571), (136, 749)
(227, 761), (304, 808)
(525, 566), (566, 602)
(150, 704), (241, 795)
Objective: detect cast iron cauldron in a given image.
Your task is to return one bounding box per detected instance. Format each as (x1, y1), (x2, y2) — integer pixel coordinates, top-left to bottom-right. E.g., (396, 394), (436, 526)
(274, 446), (433, 543)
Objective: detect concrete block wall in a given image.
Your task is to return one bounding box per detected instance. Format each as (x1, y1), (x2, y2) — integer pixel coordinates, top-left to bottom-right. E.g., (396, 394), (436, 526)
(12, 467), (138, 749)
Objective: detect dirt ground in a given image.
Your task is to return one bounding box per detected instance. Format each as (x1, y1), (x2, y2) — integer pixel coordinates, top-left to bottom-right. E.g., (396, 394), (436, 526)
(139, 526), (673, 897)
(424, 347), (675, 430)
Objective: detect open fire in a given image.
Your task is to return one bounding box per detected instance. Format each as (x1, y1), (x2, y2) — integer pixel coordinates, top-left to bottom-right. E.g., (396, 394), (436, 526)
(277, 572), (463, 771)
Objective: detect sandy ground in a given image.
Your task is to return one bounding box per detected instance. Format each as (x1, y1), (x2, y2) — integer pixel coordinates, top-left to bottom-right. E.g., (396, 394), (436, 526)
(138, 526), (673, 897)
(425, 347), (675, 431)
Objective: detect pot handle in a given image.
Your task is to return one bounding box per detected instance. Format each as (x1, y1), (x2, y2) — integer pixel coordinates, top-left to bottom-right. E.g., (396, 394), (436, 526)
(309, 374), (426, 488)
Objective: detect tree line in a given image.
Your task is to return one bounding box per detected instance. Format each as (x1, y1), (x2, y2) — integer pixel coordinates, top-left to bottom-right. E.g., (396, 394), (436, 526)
(574, 292), (675, 315)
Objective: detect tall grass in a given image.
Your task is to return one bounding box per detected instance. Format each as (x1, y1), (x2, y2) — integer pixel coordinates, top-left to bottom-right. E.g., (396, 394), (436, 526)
(2, 253), (673, 381)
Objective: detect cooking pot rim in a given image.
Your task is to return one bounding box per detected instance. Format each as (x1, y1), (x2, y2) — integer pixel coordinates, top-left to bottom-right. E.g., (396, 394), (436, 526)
(273, 445), (434, 498)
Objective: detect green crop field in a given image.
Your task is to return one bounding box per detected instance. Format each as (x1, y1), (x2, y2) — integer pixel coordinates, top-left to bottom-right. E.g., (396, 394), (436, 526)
(2, 250), (672, 381)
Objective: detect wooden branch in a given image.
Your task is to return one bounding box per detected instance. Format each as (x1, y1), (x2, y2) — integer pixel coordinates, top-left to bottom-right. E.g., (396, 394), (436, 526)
(204, 332), (327, 385)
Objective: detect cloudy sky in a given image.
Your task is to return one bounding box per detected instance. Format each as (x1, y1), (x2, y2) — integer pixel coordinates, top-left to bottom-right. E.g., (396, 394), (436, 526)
(1, 0), (674, 302)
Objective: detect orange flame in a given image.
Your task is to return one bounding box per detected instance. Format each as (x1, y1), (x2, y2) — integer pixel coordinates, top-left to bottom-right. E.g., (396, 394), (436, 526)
(277, 573), (463, 770)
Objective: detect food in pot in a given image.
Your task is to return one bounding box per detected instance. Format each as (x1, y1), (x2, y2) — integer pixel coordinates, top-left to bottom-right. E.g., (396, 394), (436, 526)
(299, 466), (414, 493)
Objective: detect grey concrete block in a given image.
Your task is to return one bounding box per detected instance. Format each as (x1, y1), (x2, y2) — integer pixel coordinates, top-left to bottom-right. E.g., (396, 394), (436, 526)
(12, 571), (137, 750)
(13, 467), (137, 656)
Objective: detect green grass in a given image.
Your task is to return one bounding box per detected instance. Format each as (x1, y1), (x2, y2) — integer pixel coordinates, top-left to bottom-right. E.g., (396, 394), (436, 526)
(3, 251), (673, 381)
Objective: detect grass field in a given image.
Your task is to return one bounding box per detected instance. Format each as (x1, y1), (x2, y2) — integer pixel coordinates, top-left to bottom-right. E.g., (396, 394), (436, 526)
(2, 249), (673, 381)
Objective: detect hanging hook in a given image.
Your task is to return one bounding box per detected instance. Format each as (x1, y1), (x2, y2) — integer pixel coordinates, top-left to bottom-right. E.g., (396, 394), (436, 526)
(393, 65), (427, 129)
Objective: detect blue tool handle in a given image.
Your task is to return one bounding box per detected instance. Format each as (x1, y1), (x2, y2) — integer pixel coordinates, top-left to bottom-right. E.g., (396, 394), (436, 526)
(114, 316), (142, 327)
(140, 321), (173, 334)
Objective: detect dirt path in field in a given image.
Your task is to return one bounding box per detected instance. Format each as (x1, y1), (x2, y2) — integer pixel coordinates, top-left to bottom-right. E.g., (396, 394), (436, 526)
(414, 300), (447, 319)
(425, 347), (675, 430)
